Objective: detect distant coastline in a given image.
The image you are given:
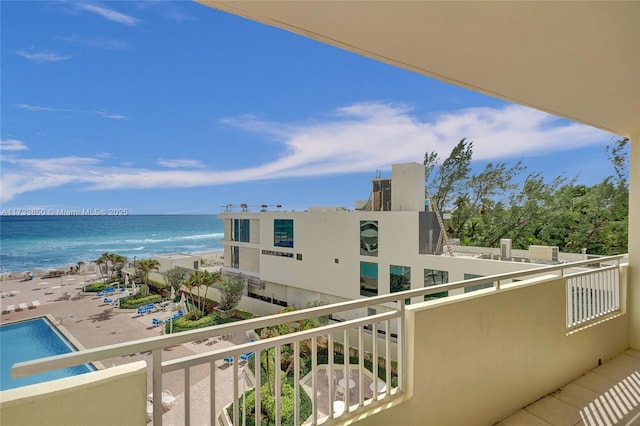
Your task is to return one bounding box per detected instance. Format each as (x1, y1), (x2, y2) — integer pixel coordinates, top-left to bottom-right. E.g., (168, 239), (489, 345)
(0, 214), (224, 275)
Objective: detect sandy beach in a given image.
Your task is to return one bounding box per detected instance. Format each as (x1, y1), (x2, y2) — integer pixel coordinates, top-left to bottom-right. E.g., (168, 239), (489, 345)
(0, 263), (251, 426)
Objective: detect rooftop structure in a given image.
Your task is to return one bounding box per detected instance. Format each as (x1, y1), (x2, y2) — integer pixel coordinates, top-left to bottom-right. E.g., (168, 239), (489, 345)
(1, 2), (637, 425)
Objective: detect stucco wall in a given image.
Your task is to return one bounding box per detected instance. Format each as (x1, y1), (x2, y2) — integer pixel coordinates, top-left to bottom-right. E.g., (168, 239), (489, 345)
(0, 361), (147, 426)
(355, 273), (629, 426)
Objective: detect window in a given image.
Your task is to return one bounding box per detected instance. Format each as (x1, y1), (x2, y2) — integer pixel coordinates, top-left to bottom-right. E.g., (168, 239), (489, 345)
(261, 250), (293, 258)
(231, 246), (239, 269)
(360, 220), (378, 256)
(391, 265), (411, 304)
(274, 219), (294, 248)
(360, 261), (378, 297)
(463, 273), (493, 293)
(232, 219), (250, 242)
(424, 269), (449, 300)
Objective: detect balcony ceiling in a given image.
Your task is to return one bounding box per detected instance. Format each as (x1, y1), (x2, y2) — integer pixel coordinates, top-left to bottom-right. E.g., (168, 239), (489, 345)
(198, 1), (639, 137)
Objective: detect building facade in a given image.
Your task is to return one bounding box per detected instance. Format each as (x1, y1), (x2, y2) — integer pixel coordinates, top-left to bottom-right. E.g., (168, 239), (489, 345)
(218, 162), (564, 309)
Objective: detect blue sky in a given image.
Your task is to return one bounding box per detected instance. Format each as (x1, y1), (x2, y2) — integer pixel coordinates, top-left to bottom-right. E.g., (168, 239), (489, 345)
(1, 1), (620, 215)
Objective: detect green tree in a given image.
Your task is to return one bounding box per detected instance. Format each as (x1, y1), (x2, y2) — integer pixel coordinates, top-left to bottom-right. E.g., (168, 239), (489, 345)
(186, 270), (219, 312)
(424, 138), (473, 214)
(423, 137), (629, 255)
(165, 267), (186, 295)
(214, 275), (244, 311)
(95, 252), (128, 280)
(136, 258), (160, 286)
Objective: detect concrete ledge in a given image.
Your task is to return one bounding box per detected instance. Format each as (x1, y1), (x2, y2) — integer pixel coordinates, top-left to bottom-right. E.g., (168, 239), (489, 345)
(0, 361), (147, 426)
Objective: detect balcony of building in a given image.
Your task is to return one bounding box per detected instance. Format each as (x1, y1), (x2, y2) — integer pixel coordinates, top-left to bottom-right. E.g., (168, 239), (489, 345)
(2, 254), (635, 425)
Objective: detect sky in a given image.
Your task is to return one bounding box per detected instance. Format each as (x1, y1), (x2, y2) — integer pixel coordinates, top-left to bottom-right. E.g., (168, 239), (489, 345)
(0, 1), (622, 215)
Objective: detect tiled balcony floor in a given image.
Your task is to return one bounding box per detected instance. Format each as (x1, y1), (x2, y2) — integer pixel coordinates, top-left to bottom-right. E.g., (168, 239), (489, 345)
(497, 349), (640, 426)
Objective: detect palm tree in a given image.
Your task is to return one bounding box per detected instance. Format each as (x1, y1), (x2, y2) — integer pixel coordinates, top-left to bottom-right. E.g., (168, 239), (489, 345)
(111, 254), (128, 279)
(95, 252), (128, 281)
(136, 258), (160, 286)
(186, 270), (218, 312)
(94, 256), (107, 279)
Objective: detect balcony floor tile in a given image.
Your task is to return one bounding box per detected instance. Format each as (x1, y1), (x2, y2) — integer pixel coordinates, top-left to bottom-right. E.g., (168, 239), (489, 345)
(497, 409), (552, 425)
(501, 350), (640, 426)
(525, 395), (583, 426)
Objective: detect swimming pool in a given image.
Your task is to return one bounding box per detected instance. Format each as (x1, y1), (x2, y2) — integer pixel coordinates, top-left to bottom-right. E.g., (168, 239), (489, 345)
(0, 317), (96, 391)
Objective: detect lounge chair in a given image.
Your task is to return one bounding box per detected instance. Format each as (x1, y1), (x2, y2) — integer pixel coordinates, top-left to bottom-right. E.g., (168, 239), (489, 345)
(137, 306), (149, 315)
(147, 390), (176, 411)
(3, 305), (15, 314)
(240, 352), (255, 362)
(335, 384), (346, 400)
(29, 300), (40, 309)
(146, 401), (153, 422)
(160, 390), (176, 410)
(18, 303), (28, 311)
(223, 356), (234, 365)
(152, 318), (163, 326)
(103, 298), (113, 304)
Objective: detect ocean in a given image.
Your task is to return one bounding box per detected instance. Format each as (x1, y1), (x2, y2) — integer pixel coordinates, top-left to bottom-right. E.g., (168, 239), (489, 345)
(0, 215), (224, 274)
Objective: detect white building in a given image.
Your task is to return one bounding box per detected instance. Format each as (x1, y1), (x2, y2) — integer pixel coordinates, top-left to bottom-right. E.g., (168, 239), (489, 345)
(218, 162), (577, 309)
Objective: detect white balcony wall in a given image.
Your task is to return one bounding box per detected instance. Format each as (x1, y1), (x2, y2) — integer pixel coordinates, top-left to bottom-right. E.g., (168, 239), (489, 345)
(0, 361), (147, 426)
(357, 268), (630, 426)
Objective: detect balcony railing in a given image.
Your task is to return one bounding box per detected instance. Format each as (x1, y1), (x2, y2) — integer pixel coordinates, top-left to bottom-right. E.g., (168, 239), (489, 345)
(12, 254), (626, 426)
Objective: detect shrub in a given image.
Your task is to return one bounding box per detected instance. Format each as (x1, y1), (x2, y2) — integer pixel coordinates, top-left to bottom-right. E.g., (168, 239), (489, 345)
(166, 312), (217, 333)
(231, 378), (312, 426)
(84, 282), (111, 292)
(119, 294), (162, 309)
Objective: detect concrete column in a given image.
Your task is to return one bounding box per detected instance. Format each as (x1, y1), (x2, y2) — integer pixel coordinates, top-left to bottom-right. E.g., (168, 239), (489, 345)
(629, 133), (639, 349)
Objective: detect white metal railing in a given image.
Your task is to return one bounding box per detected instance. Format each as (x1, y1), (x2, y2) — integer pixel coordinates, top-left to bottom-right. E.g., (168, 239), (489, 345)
(11, 254), (626, 425)
(566, 263), (622, 329)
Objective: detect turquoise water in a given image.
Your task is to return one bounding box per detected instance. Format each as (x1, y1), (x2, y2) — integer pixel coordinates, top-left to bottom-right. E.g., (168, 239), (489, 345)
(0, 215), (224, 274)
(0, 317), (96, 390)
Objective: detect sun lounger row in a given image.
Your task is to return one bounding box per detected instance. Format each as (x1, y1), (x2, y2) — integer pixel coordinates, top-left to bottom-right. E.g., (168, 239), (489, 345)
(167, 310), (183, 322)
(223, 351), (255, 366)
(137, 304), (157, 315)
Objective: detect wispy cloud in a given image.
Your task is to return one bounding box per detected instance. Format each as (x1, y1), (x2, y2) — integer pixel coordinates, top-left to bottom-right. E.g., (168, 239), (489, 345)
(133, 1), (196, 23)
(15, 104), (129, 120)
(0, 139), (28, 151)
(0, 103), (613, 202)
(158, 159), (205, 169)
(15, 50), (71, 63)
(76, 3), (139, 26)
(59, 35), (132, 50)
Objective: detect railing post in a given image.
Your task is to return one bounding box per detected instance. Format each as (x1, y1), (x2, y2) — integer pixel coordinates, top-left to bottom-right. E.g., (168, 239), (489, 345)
(210, 360), (216, 426)
(296, 340), (302, 426)
(398, 299), (405, 393)
(185, 366), (191, 426)
(372, 321), (379, 400)
(152, 349), (163, 426)
(275, 344), (282, 426)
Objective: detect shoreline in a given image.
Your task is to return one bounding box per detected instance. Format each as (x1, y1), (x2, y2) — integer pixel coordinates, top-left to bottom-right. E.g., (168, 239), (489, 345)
(0, 250), (224, 282)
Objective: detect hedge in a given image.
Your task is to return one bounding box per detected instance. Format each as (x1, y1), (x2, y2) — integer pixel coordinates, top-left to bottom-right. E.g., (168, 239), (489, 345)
(165, 313), (217, 333)
(84, 282), (111, 292)
(119, 294), (163, 309)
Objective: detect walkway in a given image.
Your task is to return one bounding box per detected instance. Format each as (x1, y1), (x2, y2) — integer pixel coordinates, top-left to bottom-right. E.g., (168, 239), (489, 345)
(497, 349), (640, 426)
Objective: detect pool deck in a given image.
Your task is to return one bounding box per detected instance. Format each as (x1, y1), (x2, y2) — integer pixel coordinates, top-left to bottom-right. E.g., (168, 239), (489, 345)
(0, 274), (251, 425)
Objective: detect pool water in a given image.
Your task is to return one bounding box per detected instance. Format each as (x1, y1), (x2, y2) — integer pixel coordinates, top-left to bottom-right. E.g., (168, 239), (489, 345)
(0, 317), (96, 391)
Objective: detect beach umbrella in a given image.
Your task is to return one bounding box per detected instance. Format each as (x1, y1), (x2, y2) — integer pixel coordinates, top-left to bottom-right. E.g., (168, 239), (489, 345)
(170, 286), (175, 302)
(179, 293), (186, 312)
(125, 273), (129, 287)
